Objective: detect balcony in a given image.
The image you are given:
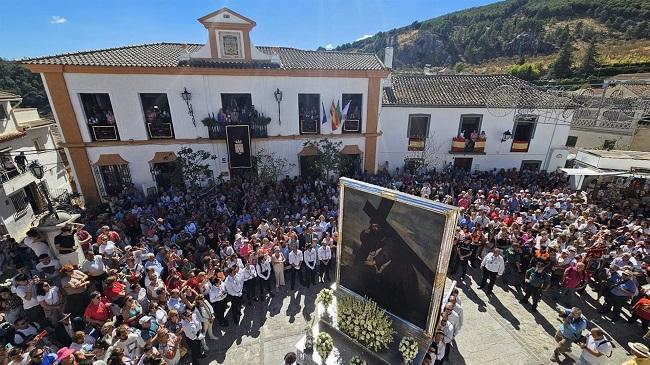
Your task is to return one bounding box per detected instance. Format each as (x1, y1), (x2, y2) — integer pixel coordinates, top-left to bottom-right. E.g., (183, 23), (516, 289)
(510, 140), (530, 152)
(450, 137), (486, 154)
(0, 168), (36, 196)
(207, 123), (268, 140)
(90, 124), (120, 141)
(147, 122), (174, 139)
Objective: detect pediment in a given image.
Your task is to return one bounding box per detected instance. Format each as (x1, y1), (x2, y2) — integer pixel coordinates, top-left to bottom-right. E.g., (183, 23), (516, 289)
(198, 8), (256, 27)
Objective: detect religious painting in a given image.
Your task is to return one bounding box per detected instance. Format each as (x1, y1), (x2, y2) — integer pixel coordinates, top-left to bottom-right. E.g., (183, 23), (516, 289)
(337, 178), (458, 334)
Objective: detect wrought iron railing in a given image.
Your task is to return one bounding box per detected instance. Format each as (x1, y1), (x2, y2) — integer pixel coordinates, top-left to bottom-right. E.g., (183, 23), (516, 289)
(0, 168), (24, 184)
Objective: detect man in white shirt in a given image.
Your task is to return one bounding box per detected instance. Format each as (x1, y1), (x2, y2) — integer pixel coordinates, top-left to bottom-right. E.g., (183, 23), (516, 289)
(209, 279), (228, 326)
(81, 250), (107, 292)
(35, 254), (61, 285)
(181, 310), (206, 364)
(224, 267), (243, 324)
(439, 314), (455, 362)
(288, 246), (304, 290)
(14, 274), (46, 328)
(23, 228), (53, 258)
(318, 241), (332, 282)
(448, 295), (463, 330)
(113, 325), (145, 361)
(479, 248), (505, 295)
(303, 241), (318, 287)
(578, 328), (612, 365)
(443, 302), (461, 337)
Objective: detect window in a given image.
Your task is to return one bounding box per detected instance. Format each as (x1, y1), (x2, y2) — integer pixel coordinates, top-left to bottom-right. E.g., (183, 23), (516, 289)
(603, 140), (616, 150)
(99, 165), (132, 196)
(565, 136), (578, 147)
(220, 93), (252, 124)
(0, 149), (19, 182)
(140, 93), (174, 139)
(80, 93), (120, 141)
(0, 104), (6, 120)
(407, 114), (430, 151)
(10, 190), (29, 213)
(298, 94), (320, 134)
(511, 115), (537, 152)
(342, 94), (362, 133)
(521, 160), (542, 171)
(458, 115), (482, 139)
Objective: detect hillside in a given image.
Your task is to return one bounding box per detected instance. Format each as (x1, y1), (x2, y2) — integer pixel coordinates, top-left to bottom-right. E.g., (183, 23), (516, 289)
(334, 0), (650, 80)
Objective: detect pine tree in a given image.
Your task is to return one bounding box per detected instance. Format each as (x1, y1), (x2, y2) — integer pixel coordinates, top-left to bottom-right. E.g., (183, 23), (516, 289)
(579, 43), (599, 75)
(551, 43), (573, 79)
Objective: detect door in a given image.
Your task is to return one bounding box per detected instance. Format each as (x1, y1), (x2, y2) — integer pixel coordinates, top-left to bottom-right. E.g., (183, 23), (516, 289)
(340, 154), (362, 177)
(453, 158), (473, 171)
(154, 162), (183, 191)
(299, 156), (320, 178)
(24, 183), (41, 213)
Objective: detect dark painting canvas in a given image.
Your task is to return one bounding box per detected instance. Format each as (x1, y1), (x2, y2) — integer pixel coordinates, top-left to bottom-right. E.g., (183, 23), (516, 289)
(339, 185), (447, 330)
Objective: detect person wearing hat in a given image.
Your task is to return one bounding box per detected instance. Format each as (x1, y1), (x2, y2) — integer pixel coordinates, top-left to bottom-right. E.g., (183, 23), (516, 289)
(624, 342), (650, 365)
(599, 268), (638, 321)
(519, 262), (551, 312)
(54, 312), (73, 345)
(56, 347), (76, 365)
(138, 315), (159, 342)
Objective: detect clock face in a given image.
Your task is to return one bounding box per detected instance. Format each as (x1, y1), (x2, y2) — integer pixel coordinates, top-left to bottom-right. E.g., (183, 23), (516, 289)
(222, 35), (240, 57)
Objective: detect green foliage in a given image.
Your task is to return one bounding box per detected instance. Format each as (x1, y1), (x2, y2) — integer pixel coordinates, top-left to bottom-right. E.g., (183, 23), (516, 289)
(253, 149), (295, 183)
(550, 43), (573, 78)
(453, 61), (466, 73)
(200, 116), (219, 127)
(174, 147), (217, 191)
(302, 139), (345, 179)
(333, 0), (650, 69)
(0, 59), (50, 115)
(579, 43), (599, 75)
(509, 63), (543, 81)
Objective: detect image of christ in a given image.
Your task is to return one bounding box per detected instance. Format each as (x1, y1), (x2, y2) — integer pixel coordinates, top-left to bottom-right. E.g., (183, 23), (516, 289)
(339, 187), (446, 329)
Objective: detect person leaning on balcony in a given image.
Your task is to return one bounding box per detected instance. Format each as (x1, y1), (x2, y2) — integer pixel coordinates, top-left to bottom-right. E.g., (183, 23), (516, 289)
(14, 152), (27, 173)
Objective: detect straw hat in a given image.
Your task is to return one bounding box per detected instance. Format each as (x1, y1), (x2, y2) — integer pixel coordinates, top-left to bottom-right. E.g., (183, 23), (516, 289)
(629, 342), (650, 358)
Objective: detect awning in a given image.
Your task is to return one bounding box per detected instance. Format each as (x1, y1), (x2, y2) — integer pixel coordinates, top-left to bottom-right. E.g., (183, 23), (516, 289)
(341, 145), (362, 155)
(560, 167), (624, 176)
(94, 154), (128, 166)
(298, 146), (319, 157)
(149, 151), (177, 164)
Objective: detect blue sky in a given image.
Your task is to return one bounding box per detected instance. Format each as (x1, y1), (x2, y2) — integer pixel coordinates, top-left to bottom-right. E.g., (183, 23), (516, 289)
(1, 0), (499, 60)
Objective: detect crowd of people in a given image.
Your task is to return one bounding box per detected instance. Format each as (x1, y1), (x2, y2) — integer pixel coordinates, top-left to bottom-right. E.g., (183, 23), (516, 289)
(0, 164), (647, 365)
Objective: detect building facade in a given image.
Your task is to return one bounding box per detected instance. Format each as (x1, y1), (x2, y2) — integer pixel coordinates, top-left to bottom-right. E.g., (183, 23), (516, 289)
(25, 8), (570, 205)
(0, 91), (72, 238)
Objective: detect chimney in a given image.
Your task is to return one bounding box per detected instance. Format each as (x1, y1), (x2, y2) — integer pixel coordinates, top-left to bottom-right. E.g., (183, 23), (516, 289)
(384, 47), (393, 69)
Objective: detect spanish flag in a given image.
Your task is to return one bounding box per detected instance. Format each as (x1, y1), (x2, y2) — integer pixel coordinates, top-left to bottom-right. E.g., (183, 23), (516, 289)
(330, 100), (340, 130)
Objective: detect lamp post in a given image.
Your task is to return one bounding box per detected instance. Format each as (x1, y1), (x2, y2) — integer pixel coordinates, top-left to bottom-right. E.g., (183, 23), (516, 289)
(181, 87), (196, 127)
(501, 130), (512, 142)
(273, 88), (283, 125)
(29, 160), (59, 220)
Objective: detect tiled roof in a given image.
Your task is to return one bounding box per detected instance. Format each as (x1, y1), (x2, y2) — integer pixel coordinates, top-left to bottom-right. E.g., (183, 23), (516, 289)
(23, 43), (386, 71)
(0, 90), (21, 101)
(383, 74), (569, 109)
(0, 131), (26, 143)
(257, 47), (385, 71)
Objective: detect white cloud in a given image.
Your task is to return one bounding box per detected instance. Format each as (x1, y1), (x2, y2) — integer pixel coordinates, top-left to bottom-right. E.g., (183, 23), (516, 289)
(50, 16), (67, 24)
(356, 34), (372, 41)
(324, 44), (334, 50)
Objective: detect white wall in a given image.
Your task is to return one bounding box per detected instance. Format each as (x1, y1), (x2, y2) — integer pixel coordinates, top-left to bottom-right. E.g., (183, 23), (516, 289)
(63, 73), (370, 142)
(568, 128), (634, 150)
(0, 126), (71, 239)
(377, 106), (571, 172)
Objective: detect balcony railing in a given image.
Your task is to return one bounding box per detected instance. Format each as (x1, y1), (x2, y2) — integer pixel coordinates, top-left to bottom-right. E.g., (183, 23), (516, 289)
(0, 168), (23, 184)
(450, 137), (486, 153)
(147, 122), (174, 139)
(207, 123), (268, 140)
(90, 124), (120, 141)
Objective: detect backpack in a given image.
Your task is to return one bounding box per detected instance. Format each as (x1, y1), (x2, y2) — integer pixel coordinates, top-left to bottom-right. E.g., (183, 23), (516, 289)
(595, 339), (613, 358)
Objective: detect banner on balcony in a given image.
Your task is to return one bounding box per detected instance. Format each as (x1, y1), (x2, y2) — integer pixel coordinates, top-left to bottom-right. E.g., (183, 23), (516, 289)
(226, 125), (252, 169)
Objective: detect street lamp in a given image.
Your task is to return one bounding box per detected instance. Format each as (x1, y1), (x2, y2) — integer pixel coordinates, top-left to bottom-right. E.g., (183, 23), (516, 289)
(181, 87), (196, 127)
(29, 160), (59, 220)
(501, 130), (512, 142)
(273, 88), (283, 125)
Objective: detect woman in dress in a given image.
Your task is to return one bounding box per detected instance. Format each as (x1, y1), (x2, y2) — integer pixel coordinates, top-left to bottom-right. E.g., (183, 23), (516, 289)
(271, 246), (286, 289)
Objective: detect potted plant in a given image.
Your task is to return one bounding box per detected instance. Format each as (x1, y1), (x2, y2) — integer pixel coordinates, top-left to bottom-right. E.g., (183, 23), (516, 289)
(349, 355), (368, 365)
(317, 288), (334, 319)
(200, 116), (219, 127)
(398, 336), (419, 364)
(315, 332), (334, 363)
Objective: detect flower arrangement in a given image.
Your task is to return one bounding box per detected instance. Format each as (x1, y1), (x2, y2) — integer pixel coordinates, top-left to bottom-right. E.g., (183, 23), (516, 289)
(337, 296), (394, 352)
(398, 336), (419, 364)
(317, 288), (334, 314)
(349, 355), (368, 365)
(315, 332), (334, 361)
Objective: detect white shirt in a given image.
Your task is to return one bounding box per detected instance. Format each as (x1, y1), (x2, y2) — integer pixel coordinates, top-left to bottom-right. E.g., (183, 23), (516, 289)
(99, 241), (116, 255)
(23, 237), (53, 257)
(82, 255), (106, 276)
(37, 286), (61, 305)
(446, 309), (461, 336)
(36, 259), (61, 275)
(289, 250), (303, 269)
(208, 282), (227, 302)
(304, 249), (317, 269)
(114, 333), (145, 360)
(256, 260), (271, 280)
(318, 246), (332, 261)
(240, 265), (257, 281)
(15, 284), (39, 309)
(580, 335), (612, 365)
(441, 320), (454, 344)
(453, 302), (464, 329)
(480, 252), (505, 276)
(181, 314), (203, 340)
(224, 274), (243, 297)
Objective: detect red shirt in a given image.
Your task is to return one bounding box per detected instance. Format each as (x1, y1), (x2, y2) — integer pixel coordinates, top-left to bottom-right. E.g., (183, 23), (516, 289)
(84, 299), (111, 322)
(104, 281), (125, 300)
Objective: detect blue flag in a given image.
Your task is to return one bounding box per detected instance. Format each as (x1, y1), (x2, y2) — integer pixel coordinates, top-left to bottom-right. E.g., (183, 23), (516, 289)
(321, 101), (328, 124)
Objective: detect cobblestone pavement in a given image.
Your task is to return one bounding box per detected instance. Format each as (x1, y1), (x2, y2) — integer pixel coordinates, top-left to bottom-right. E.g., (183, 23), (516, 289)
(204, 266), (643, 364)
(449, 266), (642, 364)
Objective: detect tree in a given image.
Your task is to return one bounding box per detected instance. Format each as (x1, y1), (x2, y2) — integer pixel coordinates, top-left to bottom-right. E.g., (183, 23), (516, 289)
(453, 61), (466, 73)
(404, 133), (444, 173)
(173, 147), (217, 191)
(579, 43), (599, 75)
(0, 59), (50, 115)
(254, 149), (295, 183)
(302, 139), (345, 179)
(550, 43), (573, 79)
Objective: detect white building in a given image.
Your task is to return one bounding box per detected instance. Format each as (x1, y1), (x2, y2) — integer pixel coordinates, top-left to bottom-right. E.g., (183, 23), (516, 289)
(562, 149), (650, 190)
(379, 74), (570, 172)
(23, 8), (570, 205)
(0, 91), (72, 238)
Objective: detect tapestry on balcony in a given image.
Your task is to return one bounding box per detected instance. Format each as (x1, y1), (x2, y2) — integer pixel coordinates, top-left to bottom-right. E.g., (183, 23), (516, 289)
(226, 125), (252, 169)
